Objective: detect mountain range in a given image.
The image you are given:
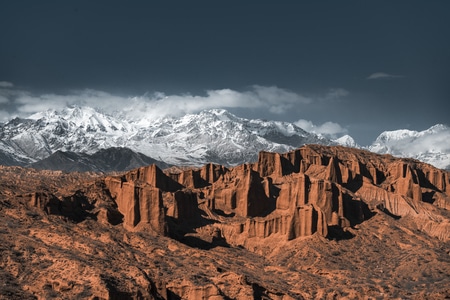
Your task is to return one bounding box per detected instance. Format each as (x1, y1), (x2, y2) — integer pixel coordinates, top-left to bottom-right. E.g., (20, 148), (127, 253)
(0, 106), (449, 171)
(29, 147), (171, 173)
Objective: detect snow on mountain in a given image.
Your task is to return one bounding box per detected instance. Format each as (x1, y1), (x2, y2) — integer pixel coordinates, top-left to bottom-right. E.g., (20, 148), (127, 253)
(334, 135), (359, 148)
(1, 106), (448, 170)
(131, 109), (330, 165)
(1, 107), (135, 161)
(0, 106), (330, 166)
(369, 124), (450, 170)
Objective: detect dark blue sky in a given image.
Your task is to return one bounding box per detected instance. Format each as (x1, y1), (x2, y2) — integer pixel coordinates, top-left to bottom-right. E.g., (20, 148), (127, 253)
(1, 1), (449, 144)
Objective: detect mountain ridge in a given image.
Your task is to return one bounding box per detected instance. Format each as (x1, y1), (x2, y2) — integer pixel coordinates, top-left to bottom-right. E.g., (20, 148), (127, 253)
(28, 147), (170, 173)
(0, 106), (331, 167)
(0, 106), (448, 170)
(368, 124), (450, 170)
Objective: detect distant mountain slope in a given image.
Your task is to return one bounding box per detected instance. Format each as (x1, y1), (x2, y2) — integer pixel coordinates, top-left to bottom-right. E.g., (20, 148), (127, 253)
(0, 106), (448, 170)
(29, 147), (170, 172)
(0, 106), (330, 167)
(334, 134), (359, 148)
(368, 124), (450, 170)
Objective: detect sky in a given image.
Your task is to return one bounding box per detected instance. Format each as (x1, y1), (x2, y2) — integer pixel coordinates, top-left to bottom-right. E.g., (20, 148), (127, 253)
(0, 1), (449, 145)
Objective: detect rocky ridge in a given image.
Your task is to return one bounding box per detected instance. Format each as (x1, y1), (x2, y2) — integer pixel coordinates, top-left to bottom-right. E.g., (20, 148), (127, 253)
(29, 147), (170, 172)
(1, 145), (450, 299)
(0, 107), (328, 167)
(1, 106), (449, 170)
(104, 144), (450, 244)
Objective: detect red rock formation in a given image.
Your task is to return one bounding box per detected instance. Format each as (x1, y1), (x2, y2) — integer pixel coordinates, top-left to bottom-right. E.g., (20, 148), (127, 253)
(2, 146), (450, 299)
(28, 192), (61, 215)
(167, 190), (200, 221)
(288, 204), (328, 238)
(100, 145), (449, 245)
(125, 164), (182, 192)
(105, 175), (166, 234)
(257, 151), (284, 177)
(199, 163), (225, 184)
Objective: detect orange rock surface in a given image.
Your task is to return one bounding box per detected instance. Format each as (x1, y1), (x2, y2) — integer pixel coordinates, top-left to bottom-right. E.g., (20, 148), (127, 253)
(1, 145), (450, 299)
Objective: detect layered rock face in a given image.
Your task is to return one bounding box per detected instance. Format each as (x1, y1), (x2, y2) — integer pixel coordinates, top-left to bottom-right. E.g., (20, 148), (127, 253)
(104, 165), (170, 234)
(2, 146), (450, 299)
(104, 145), (450, 246)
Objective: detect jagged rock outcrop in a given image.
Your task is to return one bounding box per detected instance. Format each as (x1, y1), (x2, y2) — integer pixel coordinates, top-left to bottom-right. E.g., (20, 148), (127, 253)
(166, 190), (201, 221)
(28, 192), (61, 215)
(2, 145), (450, 300)
(105, 173), (166, 234)
(102, 145), (449, 247)
(25, 190), (97, 222)
(212, 164), (272, 218)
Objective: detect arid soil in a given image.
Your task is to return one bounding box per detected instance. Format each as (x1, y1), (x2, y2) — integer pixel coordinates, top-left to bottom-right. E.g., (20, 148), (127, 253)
(1, 145), (450, 299)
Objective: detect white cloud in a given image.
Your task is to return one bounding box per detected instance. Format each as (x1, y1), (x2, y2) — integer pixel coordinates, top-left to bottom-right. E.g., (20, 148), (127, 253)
(4, 86), (316, 121)
(367, 72), (404, 80)
(309, 88), (349, 103)
(294, 119), (348, 138)
(118, 86), (311, 119)
(14, 89), (127, 114)
(0, 110), (11, 122)
(324, 88), (349, 100)
(0, 95), (9, 104)
(250, 85), (311, 113)
(0, 81), (14, 88)
(1, 85), (353, 131)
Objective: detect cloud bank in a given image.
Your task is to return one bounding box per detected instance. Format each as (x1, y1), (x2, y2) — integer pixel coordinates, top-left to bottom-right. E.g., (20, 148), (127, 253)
(294, 119), (348, 139)
(0, 84), (349, 123)
(0, 81), (14, 88)
(0, 83), (350, 139)
(322, 88), (349, 101)
(369, 124), (450, 169)
(367, 72), (404, 80)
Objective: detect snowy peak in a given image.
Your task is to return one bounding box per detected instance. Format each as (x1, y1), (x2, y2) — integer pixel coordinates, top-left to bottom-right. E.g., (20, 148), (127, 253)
(0, 106), (448, 170)
(198, 108), (238, 121)
(369, 124), (450, 170)
(374, 129), (418, 144)
(372, 124), (449, 144)
(0, 107), (330, 167)
(334, 135), (359, 148)
(29, 106), (132, 133)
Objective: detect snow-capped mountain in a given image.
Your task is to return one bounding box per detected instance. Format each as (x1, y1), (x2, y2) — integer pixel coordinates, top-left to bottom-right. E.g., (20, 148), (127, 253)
(1, 106), (448, 170)
(0, 106), (135, 164)
(368, 124), (450, 170)
(0, 106), (330, 166)
(334, 135), (359, 148)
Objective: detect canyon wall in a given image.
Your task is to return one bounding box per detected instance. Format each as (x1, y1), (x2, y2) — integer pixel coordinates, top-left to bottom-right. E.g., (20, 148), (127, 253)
(101, 145), (450, 244)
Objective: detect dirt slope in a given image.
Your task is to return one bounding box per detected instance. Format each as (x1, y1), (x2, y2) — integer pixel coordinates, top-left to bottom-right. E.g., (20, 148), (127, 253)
(1, 145), (449, 299)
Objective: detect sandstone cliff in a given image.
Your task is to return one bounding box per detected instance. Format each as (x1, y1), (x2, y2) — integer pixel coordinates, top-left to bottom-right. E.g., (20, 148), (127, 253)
(1, 145), (450, 299)
(102, 145), (450, 247)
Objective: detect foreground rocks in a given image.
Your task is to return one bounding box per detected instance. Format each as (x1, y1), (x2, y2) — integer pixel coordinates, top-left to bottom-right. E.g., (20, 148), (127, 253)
(1, 145), (450, 299)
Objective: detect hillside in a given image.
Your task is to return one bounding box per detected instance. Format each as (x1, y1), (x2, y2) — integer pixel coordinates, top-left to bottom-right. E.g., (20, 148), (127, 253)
(1, 145), (449, 299)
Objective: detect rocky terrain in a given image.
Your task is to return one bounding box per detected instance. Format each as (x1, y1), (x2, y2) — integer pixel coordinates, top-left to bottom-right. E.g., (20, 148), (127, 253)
(1, 145), (450, 299)
(29, 147), (170, 173)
